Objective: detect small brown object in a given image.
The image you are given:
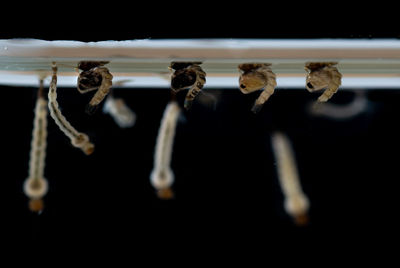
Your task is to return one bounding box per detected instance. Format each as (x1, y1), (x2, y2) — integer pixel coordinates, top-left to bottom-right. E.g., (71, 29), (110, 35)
(77, 61), (113, 115)
(238, 63), (277, 113)
(169, 62), (206, 110)
(29, 198), (44, 213)
(78, 61), (109, 71)
(156, 187), (175, 200)
(305, 62), (342, 102)
(293, 213), (309, 226)
(83, 143), (95, 155)
(77, 69), (103, 92)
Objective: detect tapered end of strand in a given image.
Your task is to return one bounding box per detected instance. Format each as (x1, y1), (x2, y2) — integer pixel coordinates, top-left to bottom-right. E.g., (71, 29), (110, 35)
(85, 104), (99, 115)
(251, 103), (263, 114)
(29, 198), (44, 213)
(82, 142), (95, 155)
(310, 100), (323, 112)
(156, 187), (175, 200)
(150, 169), (174, 198)
(317, 95), (329, 103)
(72, 134), (95, 155)
(293, 213), (309, 226)
(184, 99), (193, 110)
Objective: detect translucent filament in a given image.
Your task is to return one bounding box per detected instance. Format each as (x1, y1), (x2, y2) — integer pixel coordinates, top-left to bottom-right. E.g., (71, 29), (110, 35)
(48, 63), (94, 155)
(23, 79), (49, 212)
(103, 95), (136, 128)
(150, 101), (181, 199)
(271, 132), (310, 226)
(309, 91), (368, 120)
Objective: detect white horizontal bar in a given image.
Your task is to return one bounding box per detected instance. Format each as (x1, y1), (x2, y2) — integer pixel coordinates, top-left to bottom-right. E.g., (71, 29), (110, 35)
(1, 73), (398, 89)
(1, 39), (400, 88)
(2, 39), (400, 59)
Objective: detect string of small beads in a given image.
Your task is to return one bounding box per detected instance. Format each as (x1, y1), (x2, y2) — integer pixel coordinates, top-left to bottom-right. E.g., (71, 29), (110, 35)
(271, 132), (310, 226)
(48, 63), (94, 155)
(23, 79), (49, 212)
(150, 101), (181, 199)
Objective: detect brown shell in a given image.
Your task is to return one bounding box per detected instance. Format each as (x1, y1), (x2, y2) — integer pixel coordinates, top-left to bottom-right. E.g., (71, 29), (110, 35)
(78, 61), (110, 71)
(238, 63), (271, 72)
(305, 62), (338, 71)
(77, 69), (103, 90)
(169, 61), (202, 70)
(171, 68), (197, 90)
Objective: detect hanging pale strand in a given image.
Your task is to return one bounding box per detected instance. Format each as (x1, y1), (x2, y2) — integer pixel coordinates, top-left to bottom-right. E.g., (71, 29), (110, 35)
(271, 132), (310, 226)
(150, 101), (181, 199)
(103, 95), (136, 128)
(23, 79), (49, 212)
(48, 63), (94, 155)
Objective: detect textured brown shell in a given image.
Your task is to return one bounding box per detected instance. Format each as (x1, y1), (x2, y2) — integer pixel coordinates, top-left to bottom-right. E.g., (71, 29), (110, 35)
(169, 61), (202, 70)
(238, 63), (272, 73)
(171, 68), (197, 90)
(77, 69), (103, 90)
(78, 61), (110, 71)
(305, 62), (338, 72)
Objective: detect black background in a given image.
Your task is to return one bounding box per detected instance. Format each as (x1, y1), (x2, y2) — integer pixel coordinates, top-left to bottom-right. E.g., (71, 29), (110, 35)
(1, 2), (400, 260)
